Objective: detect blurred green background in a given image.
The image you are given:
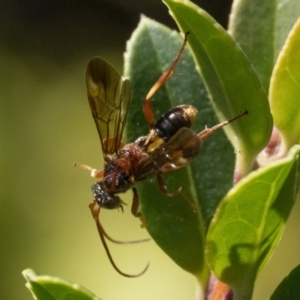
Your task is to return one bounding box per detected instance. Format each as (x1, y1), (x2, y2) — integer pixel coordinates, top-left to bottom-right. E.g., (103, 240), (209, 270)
(1, 1), (300, 299)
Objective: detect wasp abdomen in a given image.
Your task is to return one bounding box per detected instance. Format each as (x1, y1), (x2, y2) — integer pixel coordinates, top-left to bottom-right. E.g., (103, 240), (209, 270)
(154, 105), (198, 140)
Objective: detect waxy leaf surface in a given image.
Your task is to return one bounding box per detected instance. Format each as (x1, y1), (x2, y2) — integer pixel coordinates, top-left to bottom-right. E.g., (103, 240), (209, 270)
(206, 145), (300, 299)
(23, 269), (101, 300)
(229, 0), (300, 92)
(270, 17), (300, 151)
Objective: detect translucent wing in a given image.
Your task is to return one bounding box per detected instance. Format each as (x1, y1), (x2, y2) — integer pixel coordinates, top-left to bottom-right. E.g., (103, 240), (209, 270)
(135, 127), (202, 181)
(86, 57), (131, 155)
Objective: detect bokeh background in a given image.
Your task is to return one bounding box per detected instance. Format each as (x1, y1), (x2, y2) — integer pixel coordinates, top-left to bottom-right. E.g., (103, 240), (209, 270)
(1, 1), (300, 299)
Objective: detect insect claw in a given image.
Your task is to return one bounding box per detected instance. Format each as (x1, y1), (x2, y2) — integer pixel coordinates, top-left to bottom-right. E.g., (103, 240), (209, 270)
(156, 174), (181, 197)
(155, 174), (197, 210)
(165, 186), (182, 197)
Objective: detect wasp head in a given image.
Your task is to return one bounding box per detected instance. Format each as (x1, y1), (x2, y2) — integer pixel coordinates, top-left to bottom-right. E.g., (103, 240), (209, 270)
(91, 182), (122, 209)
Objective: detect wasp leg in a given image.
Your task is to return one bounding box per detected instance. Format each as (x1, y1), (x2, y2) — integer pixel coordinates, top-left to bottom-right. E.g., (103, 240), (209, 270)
(89, 200), (149, 277)
(132, 187), (147, 228)
(143, 32), (190, 127)
(156, 173), (182, 197)
(156, 174), (196, 211)
(198, 110), (248, 140)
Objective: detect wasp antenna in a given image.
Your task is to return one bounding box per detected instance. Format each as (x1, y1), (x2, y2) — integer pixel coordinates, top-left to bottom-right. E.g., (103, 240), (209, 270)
(100, 222), (150, 244)
(74, 162), (96, 173)
(89, 201), (150, 277)
(198, 110), (248, 140)
(74, 162), (93, 171)
(75, 163), (104, 178)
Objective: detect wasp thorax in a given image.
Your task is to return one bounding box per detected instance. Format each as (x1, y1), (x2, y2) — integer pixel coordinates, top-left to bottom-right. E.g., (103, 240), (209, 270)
(92, 182), (122, 209)
(104, 162), (132, 193)
(154, 105), (198, 140)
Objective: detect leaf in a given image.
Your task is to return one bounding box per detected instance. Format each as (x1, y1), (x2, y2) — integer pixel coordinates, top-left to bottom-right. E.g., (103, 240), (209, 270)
(124, 16), (238, 281)
(164, 0), (273, 175)
(270, 17), (300, 152)
(229, 0), (300, 92)
(206, 145), (300, 299)
(270, 264), (300, 300)
(22, 269), (101, 300)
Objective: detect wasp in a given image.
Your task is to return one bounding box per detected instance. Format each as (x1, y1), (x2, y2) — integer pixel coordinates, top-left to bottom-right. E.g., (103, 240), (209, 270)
(75, 33), (247, 277)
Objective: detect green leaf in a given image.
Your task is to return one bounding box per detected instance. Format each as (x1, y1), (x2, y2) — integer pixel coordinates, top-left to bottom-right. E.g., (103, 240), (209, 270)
(206, 145), (300, 299)
(124, 16), (238, 282)
(270, 264), (300, 300)
(270, 17), (300, 152)
(229, 0), (300, 92)
(164, 0), (273, 175)
(22, 269), (101, 300)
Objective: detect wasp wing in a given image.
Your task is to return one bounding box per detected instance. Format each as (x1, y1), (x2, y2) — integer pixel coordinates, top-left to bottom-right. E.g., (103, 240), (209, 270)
(86, 57), (131, 155)
(135, 127), (202, 181)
